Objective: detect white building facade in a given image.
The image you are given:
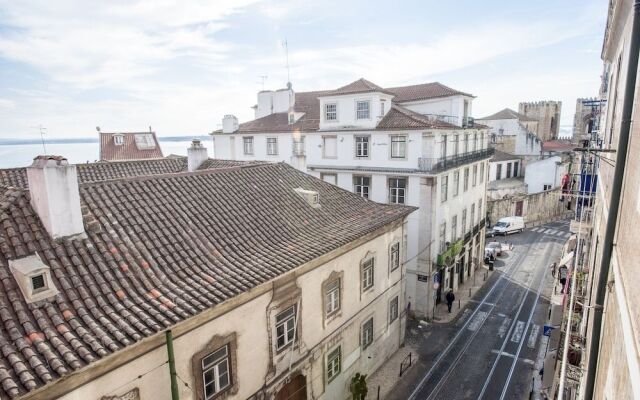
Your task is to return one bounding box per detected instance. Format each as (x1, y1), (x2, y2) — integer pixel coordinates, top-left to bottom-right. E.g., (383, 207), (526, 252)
(211, 79), (492, 318)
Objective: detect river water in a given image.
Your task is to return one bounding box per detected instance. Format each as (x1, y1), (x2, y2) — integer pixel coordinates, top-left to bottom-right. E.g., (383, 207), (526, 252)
(0, 139), (211, 169)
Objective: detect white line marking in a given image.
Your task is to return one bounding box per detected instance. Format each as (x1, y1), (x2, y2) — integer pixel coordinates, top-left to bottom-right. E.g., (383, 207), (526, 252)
(468, 311), (488, 331)
(498, 318), (512, 338)
(511, 321), (525, 342)
(528, 324), (540, 349)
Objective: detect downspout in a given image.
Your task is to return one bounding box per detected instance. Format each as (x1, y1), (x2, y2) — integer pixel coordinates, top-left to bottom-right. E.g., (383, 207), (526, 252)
(584, 1), (640, 398)
(166, 330), (180, 400)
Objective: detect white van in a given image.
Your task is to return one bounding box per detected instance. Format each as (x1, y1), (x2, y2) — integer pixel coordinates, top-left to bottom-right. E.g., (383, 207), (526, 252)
(493, 216), (524, 235)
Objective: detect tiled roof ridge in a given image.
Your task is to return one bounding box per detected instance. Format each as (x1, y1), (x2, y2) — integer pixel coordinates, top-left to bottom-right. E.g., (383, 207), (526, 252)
(78, 161), (272, 188)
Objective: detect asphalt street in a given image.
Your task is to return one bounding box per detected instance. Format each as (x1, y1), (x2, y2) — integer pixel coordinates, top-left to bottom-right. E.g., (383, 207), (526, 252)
(388, 219), (570, 400)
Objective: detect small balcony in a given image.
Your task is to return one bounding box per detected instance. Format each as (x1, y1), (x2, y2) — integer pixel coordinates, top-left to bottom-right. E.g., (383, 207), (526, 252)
(292, 141), (305, 156)
(418, 147), (495, 174)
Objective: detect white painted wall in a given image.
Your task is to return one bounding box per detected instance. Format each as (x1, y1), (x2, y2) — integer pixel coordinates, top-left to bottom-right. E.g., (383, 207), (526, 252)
(488, 159), (521, 182)
(401, 95), (474, 126)
(524, 156), (566, 194)
(318, 93), (393, 130)
(479, 118), (542, 157)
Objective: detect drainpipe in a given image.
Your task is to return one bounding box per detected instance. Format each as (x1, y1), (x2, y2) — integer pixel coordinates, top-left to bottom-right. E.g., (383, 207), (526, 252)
(584, 1), (640, 398)
(166, 330), (180, 400)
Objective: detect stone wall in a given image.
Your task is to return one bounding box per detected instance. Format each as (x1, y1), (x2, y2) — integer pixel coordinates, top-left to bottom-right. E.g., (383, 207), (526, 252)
(487, 188), (572, 227)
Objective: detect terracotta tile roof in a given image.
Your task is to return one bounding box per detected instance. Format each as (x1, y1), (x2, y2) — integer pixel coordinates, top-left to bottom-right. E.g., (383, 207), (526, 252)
(376, 105), (459, 130)
(99, 132), (164, 161)
(323, 78), (395, 96)
(385, 82), (473, 102)
(542, 140), (575, 152)
(0, 158), (260, 189)
(0, 163), (413, 398)
(478, 108), (538, 122)
(491, 149), (522, 162)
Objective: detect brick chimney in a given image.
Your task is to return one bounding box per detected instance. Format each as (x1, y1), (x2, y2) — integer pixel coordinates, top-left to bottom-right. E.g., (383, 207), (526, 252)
(26, 156), (84, 239)
(187, 139), (208, 172)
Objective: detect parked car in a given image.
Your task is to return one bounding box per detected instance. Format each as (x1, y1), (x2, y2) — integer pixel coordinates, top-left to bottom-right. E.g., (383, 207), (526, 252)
(485, 227), (496, 238)
(493, 216), (525, 236)
(486, 241), (503, 257)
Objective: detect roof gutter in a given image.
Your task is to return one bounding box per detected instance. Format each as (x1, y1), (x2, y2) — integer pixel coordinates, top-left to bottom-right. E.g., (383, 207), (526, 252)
(584, 1), (640, 398)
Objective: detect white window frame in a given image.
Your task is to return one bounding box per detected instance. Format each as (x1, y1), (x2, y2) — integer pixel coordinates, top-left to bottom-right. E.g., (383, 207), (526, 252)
(113, 135), (124, 146)
(380, 100), (385, 117)
(327, 346), (342, 382)
(390, 242), (400, 272)
(451, 215), (458, 242)
(480, 162), (485, 183)
(462, 208), (467, 234)
(439, 222), (447, 253)
(361, 318), (374, 349)
(275, 305), (297, 351)
(267, 137), (278, 156)
(453, 171), (460, 197)
(321, 173), (337, 185)
(202, 345), (231, 398)
(441, 175), (448, 203)
(355, 135), (370, 158)
(389, 177), (407, 204)
(356, 100), (370, 120)
(361, 258), (374, 292)
(325, 279), (341, 317)
(243, 137), (254, 155)
(325, 103), (337, 121)
(389, 296), (399, 323)
(390, 135), (407, 159)
(354, 175), (370, 199)
(464, 167), (470, 191)
(473, 165), (478, 187)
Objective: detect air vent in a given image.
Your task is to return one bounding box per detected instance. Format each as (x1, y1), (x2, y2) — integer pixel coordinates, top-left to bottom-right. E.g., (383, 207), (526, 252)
(294, 188), (320, 208)
(9, 254), (59, 303)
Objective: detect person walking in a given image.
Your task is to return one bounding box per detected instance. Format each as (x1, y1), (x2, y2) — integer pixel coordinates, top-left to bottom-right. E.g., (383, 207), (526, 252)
(558, 265), (568, 294)
(446, 290), (455, 313)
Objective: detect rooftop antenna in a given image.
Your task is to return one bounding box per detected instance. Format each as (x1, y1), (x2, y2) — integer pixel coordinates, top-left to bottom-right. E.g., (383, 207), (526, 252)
(31, 125), (47, 154)
(283, 38), (291, 88)
(257, 75), (268, 90)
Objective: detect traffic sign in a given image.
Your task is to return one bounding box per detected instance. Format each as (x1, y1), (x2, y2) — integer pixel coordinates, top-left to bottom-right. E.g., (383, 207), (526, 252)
(543, 325), (555, 336)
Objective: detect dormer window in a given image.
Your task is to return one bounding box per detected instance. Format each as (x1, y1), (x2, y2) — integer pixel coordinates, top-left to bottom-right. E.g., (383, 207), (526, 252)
(9, 254), (59, 303)
(380, 100), (386, 117)
(289, 113), (295, 124)
(113, 134), (124, 146)
(294, 188), (321, 208)
(356, 101), (370, 120)
(325, 103), (337, 121)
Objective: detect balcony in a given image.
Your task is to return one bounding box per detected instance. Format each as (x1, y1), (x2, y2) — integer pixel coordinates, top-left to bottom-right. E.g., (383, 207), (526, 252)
(422, 113), (459, 125)
(292, 141), (305, 156)
(418, 148), (494, 174)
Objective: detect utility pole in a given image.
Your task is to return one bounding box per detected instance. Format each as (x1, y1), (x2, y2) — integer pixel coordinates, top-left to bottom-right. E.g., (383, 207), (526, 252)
(165, 330), (180, 400)
(31, 125), (47, 154)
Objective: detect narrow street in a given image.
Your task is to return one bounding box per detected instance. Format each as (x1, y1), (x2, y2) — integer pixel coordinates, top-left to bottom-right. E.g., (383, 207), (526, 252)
(388, 219), (570, 400)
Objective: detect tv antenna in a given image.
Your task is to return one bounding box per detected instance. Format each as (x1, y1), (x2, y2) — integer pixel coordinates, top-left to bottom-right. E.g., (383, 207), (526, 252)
(257, 75), (268, 90)
(31, 125), (47, 154)
(283, 39), (291, 87)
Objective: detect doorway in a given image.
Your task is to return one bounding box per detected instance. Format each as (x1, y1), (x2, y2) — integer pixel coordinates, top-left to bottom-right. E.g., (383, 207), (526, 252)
(276, 374), (307, 400)
(515, 201), (523, 217)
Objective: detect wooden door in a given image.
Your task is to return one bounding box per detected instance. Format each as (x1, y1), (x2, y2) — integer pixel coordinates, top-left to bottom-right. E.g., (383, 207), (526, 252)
(515, 201), (523, 217)
(276, 374), (307, 400)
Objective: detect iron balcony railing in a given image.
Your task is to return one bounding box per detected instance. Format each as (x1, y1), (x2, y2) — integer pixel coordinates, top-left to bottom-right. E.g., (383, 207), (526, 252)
(418, 147), (495, 174)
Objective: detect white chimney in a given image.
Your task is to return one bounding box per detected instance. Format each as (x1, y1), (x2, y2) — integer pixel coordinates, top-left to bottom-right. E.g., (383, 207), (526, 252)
(273, 87), (295, 114)
(222, 115), (239, 133)
(187, 139), (208, 172)
(256, 90), (274, 119)
(26, 156), (84, 239)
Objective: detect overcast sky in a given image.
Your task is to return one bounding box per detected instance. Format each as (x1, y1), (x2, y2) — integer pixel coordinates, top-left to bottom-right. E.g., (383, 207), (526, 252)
(0, 0), (607, 139)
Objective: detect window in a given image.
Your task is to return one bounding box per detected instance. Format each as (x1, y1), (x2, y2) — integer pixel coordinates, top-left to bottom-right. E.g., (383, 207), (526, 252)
(389, 178), (407, 204)
(471, 204), (475, 225)
(380, 101), (385, 116)
(480, 133), (485, 149)
(513, 162), (519, 177)
(451, 215), (458, 242)
(439, 222), (446, 253)
(202, 345), (231, 398)
(289, 113), (295, 124)
(275, 306), (297, 350)
(356, 101), (370, 119)
(473, 133), (478, 152)
(325, 103), (337, 121)
(462, 208), (467, 234)
(473, 165), (478, 187)
(453, 135), (459, 156)
(243, 137), (254, 155)
(464, 134), (470, 153)
(321, 173), (337, 185)
(478, 199), (483, 222)
(31, 274), (46, 292)
(361, 258), (374, 292)
(441, 175), (448, 202)
(354, 176), (370, 198)
(480, 163), (485, 183)
(134, 133), (156, 149)
(543, 184), (552, 191)
(389, 296), (399, 323)
(506, 162), (512, 178)
(361, 318), (374, 349)
(325, 279), (341, 316)
(440, 135), (447, 158)
(496, 164), (502, 180)
(113, 135), (124, 145)
(463, 168), (469, 191)
(390, 242), (400, 271)
(355, 136), (369, 158)
(327, 346), (342, 382)
(267, 137), (278, 155)
(323, 136), (337, 158)
(390, 135), (407, 158)
(453, 171), (460, 196)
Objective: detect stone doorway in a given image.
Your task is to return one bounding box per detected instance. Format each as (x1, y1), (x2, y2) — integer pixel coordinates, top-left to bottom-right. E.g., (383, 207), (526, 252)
(275, 374), (307, 400)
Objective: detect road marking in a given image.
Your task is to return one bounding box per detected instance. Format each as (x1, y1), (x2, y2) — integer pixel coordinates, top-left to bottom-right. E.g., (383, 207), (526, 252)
(489, 350), (535, 365)
(456, 309), (471, 326)
(528, 324), (540, 349)
(498, 318), (512, 338)
(497, 312), (506, 318)
(468, 311), (488, 331)
(545, 229), (556, 234)
(510, 321), (525, 342)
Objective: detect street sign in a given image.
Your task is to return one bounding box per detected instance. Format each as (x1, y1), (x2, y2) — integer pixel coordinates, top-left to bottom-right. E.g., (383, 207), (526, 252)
(417, 274), (429, 283)
(543, 325), (555, 337)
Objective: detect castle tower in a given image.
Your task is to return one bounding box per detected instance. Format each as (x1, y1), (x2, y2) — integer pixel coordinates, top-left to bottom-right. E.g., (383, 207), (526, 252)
(518, 100), (562, 141)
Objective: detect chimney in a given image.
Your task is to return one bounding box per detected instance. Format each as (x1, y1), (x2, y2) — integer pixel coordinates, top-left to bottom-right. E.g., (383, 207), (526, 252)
(222, 115), (239, 133)
(26, 156), (84, 239)
(187, 139), (208, 172)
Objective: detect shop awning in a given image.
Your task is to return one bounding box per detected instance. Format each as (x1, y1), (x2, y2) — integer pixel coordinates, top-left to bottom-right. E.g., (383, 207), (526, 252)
(559, 251), (574, 267)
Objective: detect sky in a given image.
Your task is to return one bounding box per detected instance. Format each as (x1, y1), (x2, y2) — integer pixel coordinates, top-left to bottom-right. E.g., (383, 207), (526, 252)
(0, 0), (608, 139)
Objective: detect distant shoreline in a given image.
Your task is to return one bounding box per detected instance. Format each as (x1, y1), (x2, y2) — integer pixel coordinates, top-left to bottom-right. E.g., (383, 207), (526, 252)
(0, 135), (211, 146)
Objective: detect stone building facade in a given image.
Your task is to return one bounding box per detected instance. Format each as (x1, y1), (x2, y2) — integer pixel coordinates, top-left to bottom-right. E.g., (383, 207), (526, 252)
(518, 101), (562, 141)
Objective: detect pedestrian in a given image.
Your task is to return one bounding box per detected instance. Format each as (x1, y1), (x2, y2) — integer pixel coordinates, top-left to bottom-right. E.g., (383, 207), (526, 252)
(446, 290), (455, 313)
(551, 262), (557, 278)
(558, 265), (568, 294)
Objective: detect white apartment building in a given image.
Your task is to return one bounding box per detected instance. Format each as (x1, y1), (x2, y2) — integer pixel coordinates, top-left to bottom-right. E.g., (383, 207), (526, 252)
(478, 108), (542, 162)
(211, 78), (492, 318)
